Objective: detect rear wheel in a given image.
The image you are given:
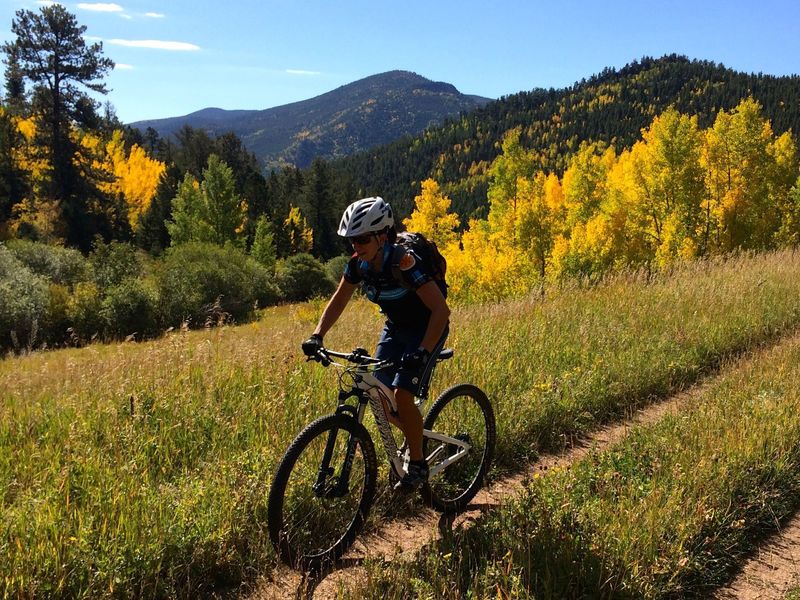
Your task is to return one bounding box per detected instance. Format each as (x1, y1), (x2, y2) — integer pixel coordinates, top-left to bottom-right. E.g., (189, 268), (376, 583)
(267, 414), (377, 570)
(420, 384), (495, 513)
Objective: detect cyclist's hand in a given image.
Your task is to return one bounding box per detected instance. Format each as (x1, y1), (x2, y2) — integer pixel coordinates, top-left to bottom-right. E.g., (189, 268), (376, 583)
(301, 334), (323, 356)
(400, 347), (430, 370)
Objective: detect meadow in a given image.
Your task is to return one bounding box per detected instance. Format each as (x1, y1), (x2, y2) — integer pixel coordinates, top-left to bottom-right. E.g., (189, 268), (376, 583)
(352, 324), (800, 598)
(2, 249), (800, 597)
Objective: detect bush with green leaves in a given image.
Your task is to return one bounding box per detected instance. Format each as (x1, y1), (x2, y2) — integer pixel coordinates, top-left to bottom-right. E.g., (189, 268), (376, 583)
(66, 282), (104, 344)
(325, 254), (349, 283)
(89, 239), (142, 290)
(0, 244), (49, 350)
(6, 239), (91, 287)
(100, 278), (159, 340)
(42, 283), (72, 346)
(156, 242), (278, 328)
(276, 253), (336, 302)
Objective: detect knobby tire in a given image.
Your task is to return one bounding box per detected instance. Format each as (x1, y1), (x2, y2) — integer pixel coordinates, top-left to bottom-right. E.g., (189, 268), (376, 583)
(421, 383), (496, 513)
(267, 414), (377, 570)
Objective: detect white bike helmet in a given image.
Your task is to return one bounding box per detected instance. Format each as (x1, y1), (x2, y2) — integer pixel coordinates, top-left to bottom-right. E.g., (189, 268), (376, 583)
(338, 196), (394, 237)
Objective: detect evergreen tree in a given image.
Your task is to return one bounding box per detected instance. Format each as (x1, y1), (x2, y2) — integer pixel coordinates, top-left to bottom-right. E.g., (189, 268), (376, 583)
(303, 158), (338, 259)
(250, 215), (277, 273)
(3, 5), (114, 249)
(166, 155), (245, 247)
(135, 163), (178, 254)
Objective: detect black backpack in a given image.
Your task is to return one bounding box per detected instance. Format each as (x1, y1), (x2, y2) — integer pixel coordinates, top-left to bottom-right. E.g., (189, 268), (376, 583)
(390, 231), (447, 287)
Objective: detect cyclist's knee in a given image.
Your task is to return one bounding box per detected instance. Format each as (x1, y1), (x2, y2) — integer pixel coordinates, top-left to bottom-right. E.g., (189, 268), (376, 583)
(393, 387), (418, 412)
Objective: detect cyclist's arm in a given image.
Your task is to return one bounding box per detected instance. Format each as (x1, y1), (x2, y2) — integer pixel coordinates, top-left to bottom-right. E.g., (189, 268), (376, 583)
(313, 277), (357, 338)
(415, 281), (450, 353)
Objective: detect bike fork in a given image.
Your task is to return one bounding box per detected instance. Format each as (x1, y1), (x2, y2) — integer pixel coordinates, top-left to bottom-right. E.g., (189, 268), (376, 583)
(313, 411), (360, 499)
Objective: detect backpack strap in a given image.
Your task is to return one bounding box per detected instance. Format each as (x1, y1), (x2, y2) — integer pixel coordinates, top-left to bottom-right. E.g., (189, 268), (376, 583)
(389, 244), (411, 288)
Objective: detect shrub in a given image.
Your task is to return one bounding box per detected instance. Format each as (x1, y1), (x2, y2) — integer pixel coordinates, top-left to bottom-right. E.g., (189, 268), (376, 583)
(42, 283), (72, 346)
(156, 242), (277, 329)
(6, 239), (91, 287)
(276, 253), (336, 302)
(66, 282), (104, 344)
(89, 239), (141, 289)
(101, 278), (159, 340)
(325, 255), (350, 284)
(0, 245), (49, 350)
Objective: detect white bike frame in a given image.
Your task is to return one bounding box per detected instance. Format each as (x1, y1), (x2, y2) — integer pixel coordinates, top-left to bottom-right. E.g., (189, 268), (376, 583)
(329, 352), (471, 479)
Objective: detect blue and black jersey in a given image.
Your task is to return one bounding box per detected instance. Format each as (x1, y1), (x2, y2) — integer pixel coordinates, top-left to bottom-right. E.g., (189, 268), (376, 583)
(343, 243), (446, 327)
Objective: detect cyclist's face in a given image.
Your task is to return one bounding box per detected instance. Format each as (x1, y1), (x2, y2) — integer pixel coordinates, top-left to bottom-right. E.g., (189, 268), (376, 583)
(351, 233), (381, 261)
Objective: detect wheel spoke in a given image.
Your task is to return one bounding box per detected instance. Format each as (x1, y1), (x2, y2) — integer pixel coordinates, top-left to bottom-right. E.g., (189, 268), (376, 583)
(268, 415), (376, 568)
(422, 385), (495, 513)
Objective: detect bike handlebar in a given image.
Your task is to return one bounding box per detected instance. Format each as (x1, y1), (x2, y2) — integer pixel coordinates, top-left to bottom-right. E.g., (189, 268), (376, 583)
(308, 346), (392, 369)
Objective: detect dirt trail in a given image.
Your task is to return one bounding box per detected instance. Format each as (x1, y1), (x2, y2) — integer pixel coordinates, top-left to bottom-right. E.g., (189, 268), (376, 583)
(251, 337), (800, 600)
(713, 513), (800, 600)
(250, 380), (696, 599)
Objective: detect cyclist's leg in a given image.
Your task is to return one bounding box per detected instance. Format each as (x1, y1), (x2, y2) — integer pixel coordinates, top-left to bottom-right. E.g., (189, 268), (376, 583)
(393, 326), (449, 462)
(374, 323), (402, 428)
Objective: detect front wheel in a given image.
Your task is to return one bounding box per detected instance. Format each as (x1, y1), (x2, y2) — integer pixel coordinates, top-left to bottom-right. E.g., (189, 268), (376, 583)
(421, 384), (496, 513)
(267, 414), (377, 570)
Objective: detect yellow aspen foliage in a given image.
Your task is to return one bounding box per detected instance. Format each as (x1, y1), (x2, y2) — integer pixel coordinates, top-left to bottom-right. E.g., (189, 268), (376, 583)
(544, 173), (565, 218)
(561, 142), (616, 231)
(403, 179), (460, 247)
(655, 213), (699, 268)
(629, 108), (706, 259)
(487, 128), (538, 236)
(512, 173), (554, 279)
(9, 197), (65, 243)
(284, 205), (313, 254)
(119, 144), (165, 229)
(702, 98), (783, 252)
(97, 130), (165, 230)
(604, 149), (650, 265)
(772, 135), (800, 246)
(11, 116), (48, 186)
(442, 219), (530, 303)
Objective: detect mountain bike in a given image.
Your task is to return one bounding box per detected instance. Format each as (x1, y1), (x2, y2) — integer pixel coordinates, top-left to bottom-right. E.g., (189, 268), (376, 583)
(267, 345), (495, 570)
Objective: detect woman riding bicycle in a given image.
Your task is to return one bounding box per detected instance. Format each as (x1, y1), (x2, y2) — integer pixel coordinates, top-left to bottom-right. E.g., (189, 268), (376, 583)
(302, 196), (450, 491)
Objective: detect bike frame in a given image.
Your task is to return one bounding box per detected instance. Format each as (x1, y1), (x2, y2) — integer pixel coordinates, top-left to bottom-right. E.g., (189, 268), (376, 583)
(314, 348), (471, 492)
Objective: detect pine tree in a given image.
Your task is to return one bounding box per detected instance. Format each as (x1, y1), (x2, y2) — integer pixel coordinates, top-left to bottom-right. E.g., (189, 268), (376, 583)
(250, 215), (277, 273)
(166, 155), (245, 247)
(3, 5), (114, 248)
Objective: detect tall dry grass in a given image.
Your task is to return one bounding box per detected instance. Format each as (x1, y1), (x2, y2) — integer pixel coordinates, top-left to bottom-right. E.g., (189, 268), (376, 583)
(352, 330), (800, 599)
(2, 249), (800, 597)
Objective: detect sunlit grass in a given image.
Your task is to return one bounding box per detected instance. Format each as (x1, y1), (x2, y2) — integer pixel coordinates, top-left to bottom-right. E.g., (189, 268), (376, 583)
(2, 250), (800, 596)
(351, 324), (800, 598)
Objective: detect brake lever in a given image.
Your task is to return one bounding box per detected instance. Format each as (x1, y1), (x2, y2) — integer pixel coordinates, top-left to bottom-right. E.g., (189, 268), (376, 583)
(316, 349), (331, 367)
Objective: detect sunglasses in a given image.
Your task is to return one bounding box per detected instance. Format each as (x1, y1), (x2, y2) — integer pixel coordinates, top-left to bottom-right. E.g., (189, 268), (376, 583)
(348, 234), (374, 245)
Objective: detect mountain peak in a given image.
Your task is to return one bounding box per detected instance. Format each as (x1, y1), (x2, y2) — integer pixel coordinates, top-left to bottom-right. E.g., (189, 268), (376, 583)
(131, 71), (491, 169)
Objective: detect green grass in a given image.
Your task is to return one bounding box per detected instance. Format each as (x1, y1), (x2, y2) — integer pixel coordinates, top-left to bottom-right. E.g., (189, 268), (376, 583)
(2, 250), (800, 597)
(351, 331), (800, 599)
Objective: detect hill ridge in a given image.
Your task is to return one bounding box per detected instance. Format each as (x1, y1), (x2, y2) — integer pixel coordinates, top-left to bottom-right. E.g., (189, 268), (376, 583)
(130, 70), (492, 169)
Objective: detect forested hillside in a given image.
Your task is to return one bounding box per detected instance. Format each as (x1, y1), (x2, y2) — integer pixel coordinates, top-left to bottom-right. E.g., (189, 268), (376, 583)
(1, 2), (799, 352)
(330, 55), (800, 218)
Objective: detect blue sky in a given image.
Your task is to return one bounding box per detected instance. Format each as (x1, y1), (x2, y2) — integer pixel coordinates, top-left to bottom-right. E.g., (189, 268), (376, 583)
(2, 0), (799, 124)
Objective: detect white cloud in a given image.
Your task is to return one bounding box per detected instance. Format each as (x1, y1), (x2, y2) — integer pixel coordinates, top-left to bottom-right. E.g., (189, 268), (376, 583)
(115, 63), (134, 70)
(109, 39), (200, 51)
(286, 69), (321, 76)
(144, 12), (165, 18)
(77, 3), (124, 12)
